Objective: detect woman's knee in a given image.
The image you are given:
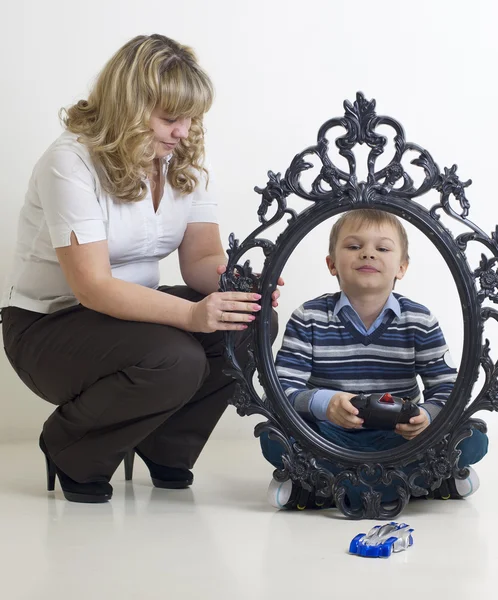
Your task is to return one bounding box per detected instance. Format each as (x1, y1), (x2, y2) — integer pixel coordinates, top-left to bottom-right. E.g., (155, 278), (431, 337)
(138, 328), (209, 387)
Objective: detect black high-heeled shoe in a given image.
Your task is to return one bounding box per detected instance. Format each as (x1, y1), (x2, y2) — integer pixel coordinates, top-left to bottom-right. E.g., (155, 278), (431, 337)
(39, 434), (113, 503)
(133, 448), (193, 489)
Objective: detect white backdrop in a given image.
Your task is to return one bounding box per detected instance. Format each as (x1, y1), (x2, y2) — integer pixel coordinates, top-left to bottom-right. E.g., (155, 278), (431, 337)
(1, 0), (497, 443)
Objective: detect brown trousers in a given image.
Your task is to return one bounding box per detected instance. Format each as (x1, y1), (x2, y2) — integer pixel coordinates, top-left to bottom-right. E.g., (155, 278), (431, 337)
(2, 286), (271, 483)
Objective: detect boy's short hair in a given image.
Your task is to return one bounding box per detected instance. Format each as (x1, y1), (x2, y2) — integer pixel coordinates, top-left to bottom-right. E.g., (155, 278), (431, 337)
(328, 209), (410, 262)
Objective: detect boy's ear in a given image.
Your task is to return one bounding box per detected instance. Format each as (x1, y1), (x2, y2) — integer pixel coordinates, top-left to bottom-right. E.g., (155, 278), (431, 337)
(396, 260), (409, 281)
(326, 255), (338, 276)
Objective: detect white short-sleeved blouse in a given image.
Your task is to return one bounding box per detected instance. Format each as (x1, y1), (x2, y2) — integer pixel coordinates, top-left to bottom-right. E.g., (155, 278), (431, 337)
(1, 131), (218, 314)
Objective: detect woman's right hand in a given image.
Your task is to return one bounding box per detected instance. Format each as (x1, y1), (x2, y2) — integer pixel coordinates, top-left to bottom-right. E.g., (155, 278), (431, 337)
(187, 291), (262, 333)
(326, 392), (364, 429)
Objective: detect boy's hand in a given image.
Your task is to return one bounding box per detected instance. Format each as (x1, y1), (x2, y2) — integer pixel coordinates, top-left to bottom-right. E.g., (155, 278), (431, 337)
(326, 392), (364, 429)
(395, 412), (429, 440)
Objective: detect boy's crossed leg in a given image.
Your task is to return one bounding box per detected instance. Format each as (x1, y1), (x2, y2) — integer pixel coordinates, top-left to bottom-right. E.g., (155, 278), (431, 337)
(261, 425), (488, 510)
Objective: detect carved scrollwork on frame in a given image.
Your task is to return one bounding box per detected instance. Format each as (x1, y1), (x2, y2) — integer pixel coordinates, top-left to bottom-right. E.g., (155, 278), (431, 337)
(220, 92), (498, 519)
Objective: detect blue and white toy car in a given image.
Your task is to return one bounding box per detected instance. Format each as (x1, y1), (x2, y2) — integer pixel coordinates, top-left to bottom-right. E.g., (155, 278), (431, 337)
(349, 522), (414, 558)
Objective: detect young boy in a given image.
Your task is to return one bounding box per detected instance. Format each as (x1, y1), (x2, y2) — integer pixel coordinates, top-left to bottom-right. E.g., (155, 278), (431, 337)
(261, 209), (488, 509)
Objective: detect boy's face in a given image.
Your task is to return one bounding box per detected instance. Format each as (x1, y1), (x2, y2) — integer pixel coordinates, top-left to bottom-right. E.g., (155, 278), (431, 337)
(326, 221), (408, 296)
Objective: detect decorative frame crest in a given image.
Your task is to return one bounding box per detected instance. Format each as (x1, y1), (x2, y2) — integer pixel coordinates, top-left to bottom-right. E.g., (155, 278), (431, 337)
(220, 93), (497, 519)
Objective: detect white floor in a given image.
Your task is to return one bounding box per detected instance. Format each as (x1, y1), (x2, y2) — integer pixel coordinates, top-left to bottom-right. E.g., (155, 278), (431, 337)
(0, 438), (496, 600)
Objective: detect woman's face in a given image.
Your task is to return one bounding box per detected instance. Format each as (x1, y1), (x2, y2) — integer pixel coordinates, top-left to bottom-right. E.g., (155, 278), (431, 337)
(149, 107), (192, 159)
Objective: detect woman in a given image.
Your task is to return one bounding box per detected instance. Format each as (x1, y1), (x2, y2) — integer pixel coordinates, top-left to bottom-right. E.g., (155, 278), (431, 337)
(1, 34), (279, 503)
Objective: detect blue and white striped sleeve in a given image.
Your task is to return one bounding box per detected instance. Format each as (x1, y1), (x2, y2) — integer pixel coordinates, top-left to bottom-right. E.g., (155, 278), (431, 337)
(415, 312), (457, 422)
(275, 305), (334, 420)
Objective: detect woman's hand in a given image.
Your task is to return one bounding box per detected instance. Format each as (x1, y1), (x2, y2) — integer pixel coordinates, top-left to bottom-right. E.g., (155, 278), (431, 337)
(270, 276), (285, 307)
(188, 291), (262, 333)
(216, 265), (285, 307)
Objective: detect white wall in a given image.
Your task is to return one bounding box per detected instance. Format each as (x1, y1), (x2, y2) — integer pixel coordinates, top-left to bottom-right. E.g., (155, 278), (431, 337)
(1, 0), (498, 443)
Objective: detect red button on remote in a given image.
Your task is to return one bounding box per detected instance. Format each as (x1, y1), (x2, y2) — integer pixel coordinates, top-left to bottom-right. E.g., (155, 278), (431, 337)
(379, 393), (394, 404)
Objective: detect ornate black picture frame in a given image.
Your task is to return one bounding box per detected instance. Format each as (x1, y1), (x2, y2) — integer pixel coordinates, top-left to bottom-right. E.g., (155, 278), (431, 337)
(220, 93), (498, 519)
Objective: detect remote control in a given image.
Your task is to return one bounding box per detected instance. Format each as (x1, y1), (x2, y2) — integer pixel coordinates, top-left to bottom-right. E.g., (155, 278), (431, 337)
(349, 393), (420, 430)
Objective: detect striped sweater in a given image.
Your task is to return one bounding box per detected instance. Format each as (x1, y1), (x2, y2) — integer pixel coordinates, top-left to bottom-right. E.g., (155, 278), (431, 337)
(276, 292), (457, 422)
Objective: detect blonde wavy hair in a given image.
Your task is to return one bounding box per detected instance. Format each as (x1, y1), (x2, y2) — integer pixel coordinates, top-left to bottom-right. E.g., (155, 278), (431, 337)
(61, 34), (214, 201)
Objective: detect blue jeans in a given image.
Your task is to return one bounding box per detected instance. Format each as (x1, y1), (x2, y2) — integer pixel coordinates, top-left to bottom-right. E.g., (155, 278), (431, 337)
(260, 421), (488, 504)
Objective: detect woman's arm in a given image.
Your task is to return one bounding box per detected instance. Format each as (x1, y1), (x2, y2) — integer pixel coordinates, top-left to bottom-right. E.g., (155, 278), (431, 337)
(56, 233), (195, 328)
(178, 222), (227, 295)
(56, 232), (258, 332)
(179, 222), (284, 306)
